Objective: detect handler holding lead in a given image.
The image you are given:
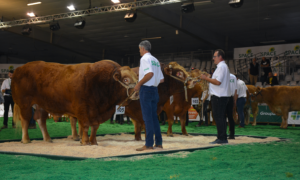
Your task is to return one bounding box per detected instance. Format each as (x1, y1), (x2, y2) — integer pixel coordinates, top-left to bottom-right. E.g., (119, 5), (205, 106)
(200, 49), (231, 144)
(134, 40), (164, 151)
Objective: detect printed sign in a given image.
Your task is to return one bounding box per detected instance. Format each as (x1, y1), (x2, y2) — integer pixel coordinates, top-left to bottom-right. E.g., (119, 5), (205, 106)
(170, 95), (173, 105)
(288, 111), (300, 125)
(115, 105), (125, 115)
(191, 98), (199, 105)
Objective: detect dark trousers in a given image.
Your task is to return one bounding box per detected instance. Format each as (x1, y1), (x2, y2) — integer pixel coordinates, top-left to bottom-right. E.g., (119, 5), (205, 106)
(237, 97), (246, 127)
(211, 95), (229, 141)
(139, 86), (162, 147)
(226, 96), (235, 137)
(29, 107), (36, 125)
(202, 100), (209, 125)
(185, 111), (189, 126)
(3, 96), (14, 126)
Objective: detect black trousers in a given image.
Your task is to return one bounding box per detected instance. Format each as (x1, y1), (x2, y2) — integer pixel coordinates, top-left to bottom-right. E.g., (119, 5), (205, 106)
(185, 111), (189, 126)
(202, 100), (209, 125)
(226, 96), (235, 137)
(211, 95), (229, 141)
(3, 96), (14, 126)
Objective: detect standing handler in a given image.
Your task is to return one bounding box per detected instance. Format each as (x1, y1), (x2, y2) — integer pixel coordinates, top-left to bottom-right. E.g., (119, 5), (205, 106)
(1, 70), (15, 129)
(134, 40), (164, 151)
(227, 73), (238, 139)
(236, 77), (248, 128)
(200, 49), (231, 144)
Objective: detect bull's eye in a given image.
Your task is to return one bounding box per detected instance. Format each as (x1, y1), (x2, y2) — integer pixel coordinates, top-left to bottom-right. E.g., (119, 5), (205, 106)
(123, 78), (130, 84)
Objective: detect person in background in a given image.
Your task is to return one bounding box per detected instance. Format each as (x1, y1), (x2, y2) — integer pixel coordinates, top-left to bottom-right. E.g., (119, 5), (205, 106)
(0, 91), (3, 132)
(248, 58), (259, 85)
(266, 72), (279, 86)
(261, 57), (272, 85)
(236, 76), (249, 128)
(227, 73), (238, 139)
(1, 70), (15, 129)
(200, 49), (231, 144)
(196, 89), (210, 127)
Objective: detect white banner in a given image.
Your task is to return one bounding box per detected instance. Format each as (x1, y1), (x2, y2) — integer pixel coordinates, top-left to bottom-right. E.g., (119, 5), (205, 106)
(0, 64), (24, 75)
(288, 111), (300, 125)
(234, 43), (300, 59)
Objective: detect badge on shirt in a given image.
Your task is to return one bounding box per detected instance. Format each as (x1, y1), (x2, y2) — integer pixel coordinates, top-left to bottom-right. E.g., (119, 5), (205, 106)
(170, 95), (174, 105)
(192, 98), (199, 105)
(115, 105), (125, 115)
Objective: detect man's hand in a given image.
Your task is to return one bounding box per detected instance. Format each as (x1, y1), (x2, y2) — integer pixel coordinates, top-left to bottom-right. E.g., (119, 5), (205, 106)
(134, 83), (141, 92)
(200, 74), (207, 80)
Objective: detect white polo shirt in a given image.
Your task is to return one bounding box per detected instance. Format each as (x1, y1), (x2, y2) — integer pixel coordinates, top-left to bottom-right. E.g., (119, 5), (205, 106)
(237, 79), (248, 98)
(229, 74), (237, 97)
(1, 78), (12, 96)
(139, 53), (164, 87)
(201, 90), (211, 101)
(209, 61), (231, 97)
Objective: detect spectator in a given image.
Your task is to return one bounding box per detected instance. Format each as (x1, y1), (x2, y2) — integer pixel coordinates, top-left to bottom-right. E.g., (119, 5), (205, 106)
(248, 58), (259, 85)
(266, 72), (279, 86)
(261, 57), (272, 84)
(1, 70), (15, 129)
(0, 92), (3, 132)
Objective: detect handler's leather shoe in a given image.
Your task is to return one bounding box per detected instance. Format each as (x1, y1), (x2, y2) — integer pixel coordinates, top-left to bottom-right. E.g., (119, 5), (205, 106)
(154, 145), (163, 149)
(136, 145), (153, 151)
(209, 139), (228, 144)
(228, 136), (235, 139)
(1, 125), (7, 129)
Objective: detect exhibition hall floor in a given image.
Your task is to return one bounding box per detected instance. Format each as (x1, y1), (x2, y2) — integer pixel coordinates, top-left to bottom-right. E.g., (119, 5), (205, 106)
(0, 118), (299, 179)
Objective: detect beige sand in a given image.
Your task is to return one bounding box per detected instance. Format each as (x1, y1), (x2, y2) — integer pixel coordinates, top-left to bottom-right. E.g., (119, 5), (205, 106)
(0, 134), (281, 158)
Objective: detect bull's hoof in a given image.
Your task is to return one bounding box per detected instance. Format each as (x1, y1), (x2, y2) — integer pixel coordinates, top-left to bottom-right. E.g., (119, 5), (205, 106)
(135, 138), (142, 141)
(45, 139), (53, 143)
(21, 140), (31, 144)
(90, 142), (98, 145)
(252, 124), (257, 126)
(184, 134), (189, 136)
(167, 134), (173, 137)
(81, 142), (91, 146)
(73, 137), (80, 141)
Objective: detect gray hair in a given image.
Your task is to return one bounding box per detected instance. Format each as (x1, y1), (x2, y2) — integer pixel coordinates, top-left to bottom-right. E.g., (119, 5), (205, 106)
(139, 40), (151, 52)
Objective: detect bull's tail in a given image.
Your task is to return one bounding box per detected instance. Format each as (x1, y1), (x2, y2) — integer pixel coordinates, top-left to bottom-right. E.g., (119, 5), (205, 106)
(13, 103), (22, 128)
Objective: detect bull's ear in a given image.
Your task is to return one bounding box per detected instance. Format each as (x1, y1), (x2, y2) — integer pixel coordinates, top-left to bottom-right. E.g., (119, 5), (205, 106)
(113, 70), (121, 81)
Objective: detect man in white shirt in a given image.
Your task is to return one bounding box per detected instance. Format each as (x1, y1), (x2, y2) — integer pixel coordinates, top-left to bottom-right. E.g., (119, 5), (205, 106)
(200, 49), (231, 144)
(236, 76), (248, 128)
(134, 40), (164, 151)
(1, 70), (15, 129)
(227, 73), (238, 139)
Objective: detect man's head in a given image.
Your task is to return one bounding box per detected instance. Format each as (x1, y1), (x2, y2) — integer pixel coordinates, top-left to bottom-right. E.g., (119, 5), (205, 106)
(8, 70), (14, 79)
(268, 72), (273, 78)
(262, 57), (266, 61)
(252, 58), (256, 63)
(213, 49), (225, 65)
(139, 40), (151, 57)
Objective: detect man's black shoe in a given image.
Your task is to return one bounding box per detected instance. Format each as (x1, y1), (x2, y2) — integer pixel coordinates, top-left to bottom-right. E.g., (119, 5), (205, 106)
(228, 136), (235, 139)
(209, 139), (228, 144)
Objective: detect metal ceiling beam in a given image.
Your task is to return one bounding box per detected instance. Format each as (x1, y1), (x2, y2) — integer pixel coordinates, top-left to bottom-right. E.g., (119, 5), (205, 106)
(0, 0), (187, 29)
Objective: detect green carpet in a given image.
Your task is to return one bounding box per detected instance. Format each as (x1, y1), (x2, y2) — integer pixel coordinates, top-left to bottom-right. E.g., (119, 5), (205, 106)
(0, 117), (299, 180)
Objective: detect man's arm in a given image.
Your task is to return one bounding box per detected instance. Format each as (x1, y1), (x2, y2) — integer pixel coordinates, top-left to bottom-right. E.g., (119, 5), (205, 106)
(160, 79), (164, 83)
(200, 75), (221, 85)
(134, 73), (154, 91)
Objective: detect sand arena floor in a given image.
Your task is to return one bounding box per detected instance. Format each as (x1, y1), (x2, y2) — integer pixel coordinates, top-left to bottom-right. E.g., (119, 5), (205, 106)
(0, 133), (281, 158)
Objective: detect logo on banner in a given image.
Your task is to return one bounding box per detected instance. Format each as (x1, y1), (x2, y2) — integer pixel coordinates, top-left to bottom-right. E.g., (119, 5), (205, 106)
(8, 66), (14, 70)
(290, 111), (300, 120)
(238, 49), (254, 58)
(259, 47), (276, 57)
(260, 111), (276, 116)
(284, 45), (300, 56)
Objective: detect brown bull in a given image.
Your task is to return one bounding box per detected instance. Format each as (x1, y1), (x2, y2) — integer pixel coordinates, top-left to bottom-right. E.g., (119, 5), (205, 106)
(243, 85), (259, 126)
(251, 86), (300, 128)
(69, 62), (197, 141)
(12, 60), (138, 145)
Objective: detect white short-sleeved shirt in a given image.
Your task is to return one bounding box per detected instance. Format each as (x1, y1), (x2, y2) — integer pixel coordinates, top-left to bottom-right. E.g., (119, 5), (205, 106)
(1, 78), (12, 96)
(201, 90), (211, 101)
(139, 53), (164, 87)
(209, 61), (231, 97)
(229, 74), (237, 97)
(237, 79), (248, 98)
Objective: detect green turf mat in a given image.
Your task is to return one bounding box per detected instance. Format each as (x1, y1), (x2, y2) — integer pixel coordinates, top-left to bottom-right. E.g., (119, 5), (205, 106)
(0, 117), (299, 180)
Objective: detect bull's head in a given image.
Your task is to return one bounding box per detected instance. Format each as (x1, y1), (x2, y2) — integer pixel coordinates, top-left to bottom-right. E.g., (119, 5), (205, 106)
(165, 62), (197, 89)
(113, 66), (139, 100)
(250, 86), (263, 103)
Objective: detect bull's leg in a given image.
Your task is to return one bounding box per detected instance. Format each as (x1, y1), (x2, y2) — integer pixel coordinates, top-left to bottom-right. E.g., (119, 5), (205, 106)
(89, 124), (100, 145)
(36, 110), (52, 142)
(244, 107), (250, 126)
(282, 111), (289, 129)
(70, 117), (80, 141)
(78, 122), (83, 139)
(251, 103), (258, 126)
(180, 115), (188, 136)
(81, 125), (90, 145)
(132, 119), (142, 141)
(21, 116), (31, 144)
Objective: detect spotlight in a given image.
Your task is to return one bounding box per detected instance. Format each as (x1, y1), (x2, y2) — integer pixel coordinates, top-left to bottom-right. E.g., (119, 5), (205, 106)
(111, 0), (120, 3)
(124, 12), (137, 23)
(181, 3), (195, 13)
(67, 5), (75, 11)
(22, 27), (32, 35)
(27, 12), (36, 17)
(228, 0), (244, 8)
(27, 2), (41, 6)
(74, 20), (86, 29)
(50, 22), (60, 31)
